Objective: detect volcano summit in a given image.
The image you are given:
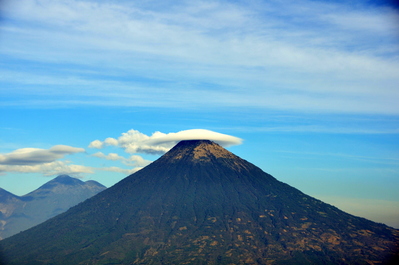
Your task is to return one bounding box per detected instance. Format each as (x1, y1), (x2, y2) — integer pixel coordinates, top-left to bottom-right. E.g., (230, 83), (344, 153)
(1, 140), (398, 264)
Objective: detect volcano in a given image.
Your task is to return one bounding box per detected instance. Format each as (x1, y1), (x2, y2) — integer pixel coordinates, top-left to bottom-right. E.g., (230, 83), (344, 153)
(1, 140), (398, 264)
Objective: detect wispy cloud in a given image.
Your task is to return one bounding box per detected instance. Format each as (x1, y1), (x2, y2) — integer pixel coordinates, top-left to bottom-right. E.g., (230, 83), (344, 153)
(317, 195), (399, 228)
(1, 0), (398, 113)
(91, 152), (125, 161)
(0, 161), (94, 177)
(237, 125), (399, 134)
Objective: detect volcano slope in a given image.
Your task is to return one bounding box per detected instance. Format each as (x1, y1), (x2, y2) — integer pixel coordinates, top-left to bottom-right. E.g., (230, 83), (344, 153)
(1, 140), (398, 264)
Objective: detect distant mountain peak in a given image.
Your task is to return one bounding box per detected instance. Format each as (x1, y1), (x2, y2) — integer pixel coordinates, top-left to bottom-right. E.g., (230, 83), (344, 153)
(0, 175), (106, 240)
(56, 174), (71, 178)
(37, 175), (83, 190)
(53, 175), (83, 185)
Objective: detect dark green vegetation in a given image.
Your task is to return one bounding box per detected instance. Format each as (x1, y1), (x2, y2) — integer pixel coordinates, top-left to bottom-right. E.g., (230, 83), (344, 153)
(0, 175), (106, 239)
(1, 140), (398, 264)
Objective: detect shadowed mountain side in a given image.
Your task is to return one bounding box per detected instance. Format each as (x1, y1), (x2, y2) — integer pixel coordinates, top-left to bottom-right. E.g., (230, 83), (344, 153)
(0, 140), (398, 264)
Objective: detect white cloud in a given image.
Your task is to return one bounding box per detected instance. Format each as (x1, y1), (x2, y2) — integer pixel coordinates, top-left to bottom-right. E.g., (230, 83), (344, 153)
(91, 152), (125, 161)
(88, 140), (103, 149)
(104, 137), (118, 146)
(124, 155), (152, 168)
(0, 145), (89, 176)
(89, 129), (242, 155)
(0, 145), (85, 165)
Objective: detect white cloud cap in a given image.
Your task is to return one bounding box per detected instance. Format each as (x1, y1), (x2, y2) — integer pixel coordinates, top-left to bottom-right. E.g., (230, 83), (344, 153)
(89, 129), (242, 155)
(147, 129), (243, 147)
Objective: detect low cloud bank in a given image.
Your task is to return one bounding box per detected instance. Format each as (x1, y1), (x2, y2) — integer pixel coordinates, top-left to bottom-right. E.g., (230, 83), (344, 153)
(0, 130), (242, 177)
(89, 129), (242, 155)
(0, 145), (91, 176)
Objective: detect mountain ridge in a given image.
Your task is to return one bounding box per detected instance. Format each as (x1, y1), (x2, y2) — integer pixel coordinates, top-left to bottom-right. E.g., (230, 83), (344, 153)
(1, 140), (398, 264)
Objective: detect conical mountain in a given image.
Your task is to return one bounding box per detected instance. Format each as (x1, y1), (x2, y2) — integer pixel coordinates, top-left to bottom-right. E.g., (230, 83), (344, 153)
(1, 140), (398, 264)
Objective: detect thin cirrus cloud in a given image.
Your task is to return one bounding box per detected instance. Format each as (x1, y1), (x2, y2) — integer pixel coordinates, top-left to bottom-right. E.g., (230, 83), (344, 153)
(89, 129), (243, 155)
(1, 0), (398, 114)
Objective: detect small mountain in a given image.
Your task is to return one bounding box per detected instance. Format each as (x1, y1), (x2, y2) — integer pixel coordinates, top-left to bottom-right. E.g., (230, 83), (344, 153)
(0, 175), (106, 239)
(0, 140), (398, 264)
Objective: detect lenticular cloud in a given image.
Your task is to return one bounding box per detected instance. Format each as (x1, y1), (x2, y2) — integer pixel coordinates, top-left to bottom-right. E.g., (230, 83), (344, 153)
(0, 145), (85, 165)
(148, 129), (242, 147)
(89, 129), (242, 155)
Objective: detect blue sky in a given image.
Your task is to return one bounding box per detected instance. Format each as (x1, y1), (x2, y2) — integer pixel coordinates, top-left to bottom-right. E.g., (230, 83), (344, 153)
(1, 0), (398, 228)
